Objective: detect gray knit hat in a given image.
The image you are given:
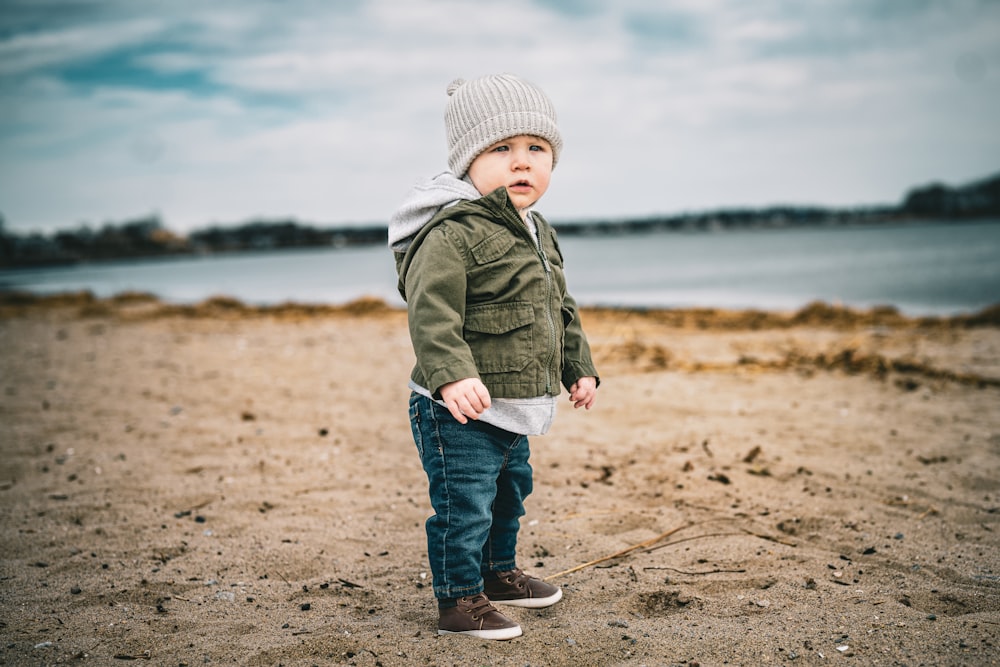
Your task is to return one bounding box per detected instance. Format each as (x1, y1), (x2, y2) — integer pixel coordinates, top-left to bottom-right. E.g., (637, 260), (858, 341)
(444, 73), (563, 177)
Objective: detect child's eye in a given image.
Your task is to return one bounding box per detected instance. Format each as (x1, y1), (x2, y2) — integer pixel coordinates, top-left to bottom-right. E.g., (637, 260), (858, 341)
(493, 145), (509, 152)
(529, 144), (546, 152)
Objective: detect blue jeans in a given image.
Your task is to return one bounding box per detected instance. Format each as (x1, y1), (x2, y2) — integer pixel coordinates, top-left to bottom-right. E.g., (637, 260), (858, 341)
(408, 393), (533, 600)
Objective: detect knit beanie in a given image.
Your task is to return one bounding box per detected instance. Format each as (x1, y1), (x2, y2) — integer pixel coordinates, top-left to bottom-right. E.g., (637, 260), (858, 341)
(444, 74), (563, 177)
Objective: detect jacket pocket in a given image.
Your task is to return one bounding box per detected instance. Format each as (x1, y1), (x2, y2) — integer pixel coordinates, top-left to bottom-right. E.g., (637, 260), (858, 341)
(471, 231), (516, 264)
(464, 301), (534, 373)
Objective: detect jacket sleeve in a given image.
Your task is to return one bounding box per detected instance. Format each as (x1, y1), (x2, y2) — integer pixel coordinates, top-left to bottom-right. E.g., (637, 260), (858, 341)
(560, 288), (600, 391)
(548, 228), (600, 391)
(404, 225), (481, 397)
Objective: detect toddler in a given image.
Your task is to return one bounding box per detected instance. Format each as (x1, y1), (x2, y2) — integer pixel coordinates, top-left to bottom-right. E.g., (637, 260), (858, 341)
(389, 73), (599, 640)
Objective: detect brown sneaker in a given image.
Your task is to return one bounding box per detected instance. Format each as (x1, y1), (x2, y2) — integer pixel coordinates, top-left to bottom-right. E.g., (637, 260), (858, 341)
(483, 569), (563, 608)
(437, 593), (522, 640)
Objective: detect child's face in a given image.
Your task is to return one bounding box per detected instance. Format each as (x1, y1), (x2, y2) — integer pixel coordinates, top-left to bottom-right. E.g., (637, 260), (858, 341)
(467, 135), (553, 217)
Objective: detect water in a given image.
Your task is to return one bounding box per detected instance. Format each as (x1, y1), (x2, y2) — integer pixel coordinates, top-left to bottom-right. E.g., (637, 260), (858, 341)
(2, 220), (998, 316)
(560, 220), (1000, 315)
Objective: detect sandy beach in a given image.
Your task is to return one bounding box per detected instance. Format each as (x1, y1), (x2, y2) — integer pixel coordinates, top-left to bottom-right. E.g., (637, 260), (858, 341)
(1, 292), (998, 666)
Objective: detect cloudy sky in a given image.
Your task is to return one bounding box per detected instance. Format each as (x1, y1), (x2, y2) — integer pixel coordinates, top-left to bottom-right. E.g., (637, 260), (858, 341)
(1, 0), (997, 234)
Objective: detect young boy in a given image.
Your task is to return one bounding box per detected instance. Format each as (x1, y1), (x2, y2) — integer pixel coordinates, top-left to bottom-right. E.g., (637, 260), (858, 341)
(389, 73), (599, 640)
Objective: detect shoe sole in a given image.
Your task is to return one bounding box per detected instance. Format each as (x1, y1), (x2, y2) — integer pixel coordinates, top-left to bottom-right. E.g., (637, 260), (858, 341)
(490, 587), (562, 609)
(438, 626), (523, 640)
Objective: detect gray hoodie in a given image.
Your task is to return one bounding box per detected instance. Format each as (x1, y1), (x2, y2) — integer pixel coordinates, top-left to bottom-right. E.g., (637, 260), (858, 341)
(388, 172), (481, 252)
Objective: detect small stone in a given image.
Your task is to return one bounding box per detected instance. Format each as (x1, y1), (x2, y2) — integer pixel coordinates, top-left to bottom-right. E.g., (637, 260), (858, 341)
(70, 586), (82, 595)
(300, 603), (311, 611)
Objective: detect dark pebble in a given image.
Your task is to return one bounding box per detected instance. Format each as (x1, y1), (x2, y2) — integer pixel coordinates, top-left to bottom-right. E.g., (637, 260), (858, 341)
(300, 603), (311, 611)
(70, 586), (82, 595)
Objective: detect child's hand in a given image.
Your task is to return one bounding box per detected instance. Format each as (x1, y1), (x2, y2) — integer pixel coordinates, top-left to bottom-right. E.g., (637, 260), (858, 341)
(439, 378), (492, 424)
(569, 376), (598, 410)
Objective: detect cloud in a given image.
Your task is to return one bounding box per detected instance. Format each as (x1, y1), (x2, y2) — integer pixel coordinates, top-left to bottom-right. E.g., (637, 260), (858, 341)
(1, 0), (998, 232)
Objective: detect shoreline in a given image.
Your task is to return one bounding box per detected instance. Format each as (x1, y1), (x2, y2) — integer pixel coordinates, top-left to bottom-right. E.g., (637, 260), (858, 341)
(3, 289), (999, 327)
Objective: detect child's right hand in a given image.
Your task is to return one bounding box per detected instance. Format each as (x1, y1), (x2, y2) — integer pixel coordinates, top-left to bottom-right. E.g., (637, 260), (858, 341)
(439, 378), (492, 424)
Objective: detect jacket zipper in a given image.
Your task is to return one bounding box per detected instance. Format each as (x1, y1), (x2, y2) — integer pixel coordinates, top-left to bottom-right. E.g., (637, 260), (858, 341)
(510, 206), (558, 395)
(527, 222), (557, 395)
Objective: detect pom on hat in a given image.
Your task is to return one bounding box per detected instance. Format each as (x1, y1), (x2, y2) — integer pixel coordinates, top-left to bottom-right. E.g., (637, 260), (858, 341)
(444, 74), (562, 177)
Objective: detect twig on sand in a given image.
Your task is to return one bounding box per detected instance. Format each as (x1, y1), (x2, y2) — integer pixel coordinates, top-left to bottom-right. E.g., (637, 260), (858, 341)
(643, 526), (796, 554)
(642, 531), (743, 553)
(917, 506), (940, 520)
(545, 519), (799, 580)
(543, 522), (695, 580)
(642, 566), (747, 575)
(741, 528), (798, 547)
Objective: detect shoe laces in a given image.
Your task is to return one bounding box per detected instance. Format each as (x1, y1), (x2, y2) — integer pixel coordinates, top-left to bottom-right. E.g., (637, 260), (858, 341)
(499, 568), (527, 588)
(463, 593), (497, 620)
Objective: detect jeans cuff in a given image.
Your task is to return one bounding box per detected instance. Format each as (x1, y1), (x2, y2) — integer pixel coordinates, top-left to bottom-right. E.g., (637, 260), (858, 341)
(433, 580), (484, 600)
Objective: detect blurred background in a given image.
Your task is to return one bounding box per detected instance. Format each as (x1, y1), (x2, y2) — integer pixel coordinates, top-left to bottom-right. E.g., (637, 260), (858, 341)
(1, 0), (998, 314)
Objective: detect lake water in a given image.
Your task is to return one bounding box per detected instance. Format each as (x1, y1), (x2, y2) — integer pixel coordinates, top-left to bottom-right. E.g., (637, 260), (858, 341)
(2, 220), (998, 316)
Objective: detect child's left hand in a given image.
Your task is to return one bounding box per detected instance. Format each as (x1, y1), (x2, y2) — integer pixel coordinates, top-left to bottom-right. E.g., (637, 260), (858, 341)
(568, 376), (598, 410)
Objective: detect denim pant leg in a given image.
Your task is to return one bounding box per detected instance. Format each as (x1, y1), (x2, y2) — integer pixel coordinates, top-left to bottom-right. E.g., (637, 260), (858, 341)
(482, 430), (532, 575)
(409, 393), (532, 600)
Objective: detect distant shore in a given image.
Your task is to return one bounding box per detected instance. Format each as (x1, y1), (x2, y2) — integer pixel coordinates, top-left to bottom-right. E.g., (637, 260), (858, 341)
(3, 170), (998, 269)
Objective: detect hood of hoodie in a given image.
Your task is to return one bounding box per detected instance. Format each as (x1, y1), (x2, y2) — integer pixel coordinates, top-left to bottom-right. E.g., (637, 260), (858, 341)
(387, 172), (482, 252)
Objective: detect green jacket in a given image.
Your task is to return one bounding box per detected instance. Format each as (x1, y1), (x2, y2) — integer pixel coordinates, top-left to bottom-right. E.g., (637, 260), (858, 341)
(395, 187), (599, 399)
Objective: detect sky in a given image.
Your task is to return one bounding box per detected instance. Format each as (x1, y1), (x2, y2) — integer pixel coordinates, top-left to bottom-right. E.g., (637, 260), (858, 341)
(0, 0), (998, 234)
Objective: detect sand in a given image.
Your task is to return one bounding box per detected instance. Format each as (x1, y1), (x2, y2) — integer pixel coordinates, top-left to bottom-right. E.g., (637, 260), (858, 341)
(1, 292), (998, 666)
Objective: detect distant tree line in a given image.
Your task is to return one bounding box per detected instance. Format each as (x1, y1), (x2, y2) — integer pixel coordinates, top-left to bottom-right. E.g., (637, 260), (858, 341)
(1, 171), (997, 269)
(0, 215), (386, 269)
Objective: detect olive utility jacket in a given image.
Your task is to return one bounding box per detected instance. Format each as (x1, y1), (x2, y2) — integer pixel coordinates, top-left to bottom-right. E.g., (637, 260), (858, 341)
(395, 187), (599, 399)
